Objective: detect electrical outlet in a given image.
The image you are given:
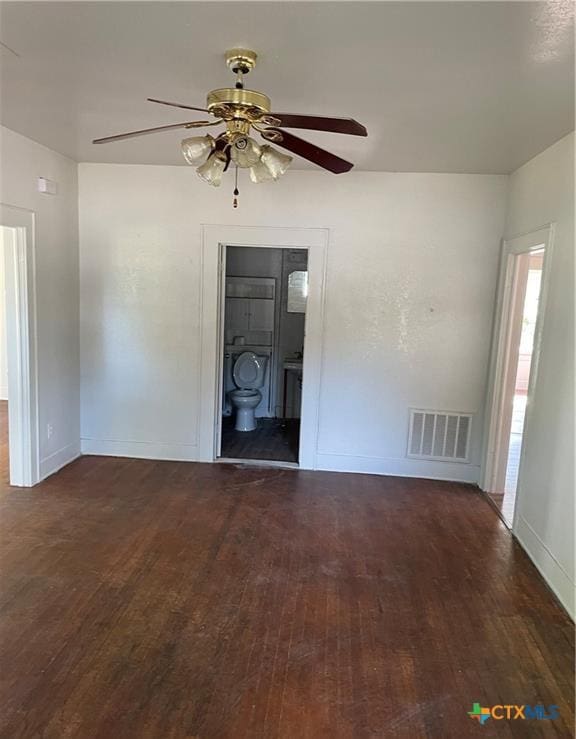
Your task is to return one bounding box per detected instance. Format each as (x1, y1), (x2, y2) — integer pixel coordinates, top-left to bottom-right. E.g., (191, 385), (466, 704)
(47, 423), (53, 439)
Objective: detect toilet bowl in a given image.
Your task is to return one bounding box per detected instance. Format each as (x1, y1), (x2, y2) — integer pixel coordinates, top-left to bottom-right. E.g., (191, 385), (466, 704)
(229, 389), (262, 431)
(229, 352), (268, 431)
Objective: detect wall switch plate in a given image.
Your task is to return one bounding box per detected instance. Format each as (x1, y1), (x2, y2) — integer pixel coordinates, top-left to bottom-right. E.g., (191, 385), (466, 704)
(37, 177), (58, 195)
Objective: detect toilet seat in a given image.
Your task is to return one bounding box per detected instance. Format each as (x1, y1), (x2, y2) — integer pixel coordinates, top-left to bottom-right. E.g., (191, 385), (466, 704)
(230, 389), (259, 398)
(232, 351), (266, 389)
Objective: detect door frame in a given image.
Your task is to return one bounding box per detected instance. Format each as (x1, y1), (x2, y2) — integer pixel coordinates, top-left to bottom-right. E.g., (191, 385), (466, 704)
(0, 204), (40, 486)
(199, 225), (328, 469)
(480, 224), (555, 519)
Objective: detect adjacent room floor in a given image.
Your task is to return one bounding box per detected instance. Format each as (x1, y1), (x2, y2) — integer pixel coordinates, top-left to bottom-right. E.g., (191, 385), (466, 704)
(220, 417), (300, 463)
(0, 415), (573, 737)
(488, 393), (526, 526)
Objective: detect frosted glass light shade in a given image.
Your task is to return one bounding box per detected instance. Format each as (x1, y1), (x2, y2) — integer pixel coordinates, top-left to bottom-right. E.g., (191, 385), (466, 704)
(181, 135), (215, 166)
(249, 158), (275, 184)
(260, 145), (292, 179)
(196, 152), (227, 187)
(230, 135), (261, 168)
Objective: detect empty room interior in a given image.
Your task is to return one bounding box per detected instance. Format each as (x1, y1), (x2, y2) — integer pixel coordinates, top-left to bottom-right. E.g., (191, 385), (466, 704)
(0, 1), (574, 736)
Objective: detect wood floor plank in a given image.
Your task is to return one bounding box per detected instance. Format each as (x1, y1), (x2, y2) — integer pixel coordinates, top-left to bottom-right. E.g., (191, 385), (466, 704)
(0, 402), (573, 737)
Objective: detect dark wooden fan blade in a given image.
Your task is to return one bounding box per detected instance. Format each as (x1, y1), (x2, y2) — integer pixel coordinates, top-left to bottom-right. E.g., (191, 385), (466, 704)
(147, 97), (209, 113)
(214, 135), (232, 171)
(262, 128), (353, 174)
(269, 113), (367, 137)
(92, 121), (209, 144)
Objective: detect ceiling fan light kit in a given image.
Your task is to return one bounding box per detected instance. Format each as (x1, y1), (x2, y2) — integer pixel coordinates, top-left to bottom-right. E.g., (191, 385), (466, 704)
(93, 48), (367, 207)
(249, 157), (275, 184)
(260, 145), (292, 179)
(230, 134), (262, 168)
(181, 134), (215, 166)
(196, 151), (228, 187)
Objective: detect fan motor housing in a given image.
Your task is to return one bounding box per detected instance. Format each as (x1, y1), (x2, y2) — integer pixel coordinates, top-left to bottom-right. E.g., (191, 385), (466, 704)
(207, 88), (271, 120)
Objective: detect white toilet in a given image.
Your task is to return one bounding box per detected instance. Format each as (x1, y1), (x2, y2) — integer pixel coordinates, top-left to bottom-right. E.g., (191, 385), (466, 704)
(229, 351), (269, 431)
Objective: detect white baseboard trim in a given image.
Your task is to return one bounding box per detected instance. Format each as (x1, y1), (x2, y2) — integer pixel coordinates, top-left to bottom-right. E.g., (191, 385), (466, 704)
(314, 452), (480, 483)
(39, 441), (81, 481)
(81, 438), (198, 462)
(78, 441), (479, 482)
(514, 514), (575, 619)
(0, 385), (8, 401)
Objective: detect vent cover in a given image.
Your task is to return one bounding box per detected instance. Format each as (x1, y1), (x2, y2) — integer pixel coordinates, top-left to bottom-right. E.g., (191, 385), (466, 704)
(407, 409), (472, 462)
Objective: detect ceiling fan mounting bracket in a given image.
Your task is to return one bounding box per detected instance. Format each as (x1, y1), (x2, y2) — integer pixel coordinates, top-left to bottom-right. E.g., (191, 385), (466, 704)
(225, 48), (258, 75)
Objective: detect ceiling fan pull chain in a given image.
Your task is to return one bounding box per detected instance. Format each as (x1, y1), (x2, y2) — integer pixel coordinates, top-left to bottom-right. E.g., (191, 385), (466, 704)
(233, 165), (240, 208)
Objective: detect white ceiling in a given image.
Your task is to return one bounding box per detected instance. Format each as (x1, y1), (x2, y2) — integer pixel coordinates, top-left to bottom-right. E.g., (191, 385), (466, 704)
(0, 1), (573, 173)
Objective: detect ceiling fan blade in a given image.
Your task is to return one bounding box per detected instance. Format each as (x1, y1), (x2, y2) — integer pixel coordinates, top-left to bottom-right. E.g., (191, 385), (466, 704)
(147, 97), (209, 113)
(269, 113), (367, 137)
(92, 120), (211, 144)
(261, 128), (354, 174)
(212, 135), (232, 170)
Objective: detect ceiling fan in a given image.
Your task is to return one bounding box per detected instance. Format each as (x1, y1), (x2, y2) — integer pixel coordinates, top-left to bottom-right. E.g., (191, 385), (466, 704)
(93, 49), (368, 206)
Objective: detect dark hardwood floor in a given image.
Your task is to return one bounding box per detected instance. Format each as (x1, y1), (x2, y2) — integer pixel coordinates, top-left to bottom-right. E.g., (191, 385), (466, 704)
(220, 417), (300, 463)
(0, 402), (573, 737)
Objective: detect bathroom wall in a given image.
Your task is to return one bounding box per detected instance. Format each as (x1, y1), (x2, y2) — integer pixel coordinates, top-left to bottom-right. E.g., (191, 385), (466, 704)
(226, 246), (283, 280)
(79, 164), (507, 480)
(278, 249), (307, 418)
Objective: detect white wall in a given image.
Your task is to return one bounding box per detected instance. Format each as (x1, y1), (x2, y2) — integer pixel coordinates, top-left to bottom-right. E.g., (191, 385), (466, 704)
(79, 164), (507, 481)
(0, 127), (80, 477)
(504, 133), (575, 617)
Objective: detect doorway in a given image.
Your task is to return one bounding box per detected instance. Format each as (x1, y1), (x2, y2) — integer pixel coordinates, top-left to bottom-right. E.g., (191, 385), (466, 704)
(219, 246), (307, 463)
(482, 226), (553, 528)
(0, 205), (39, 487)
(199, 226), (328, 470)
(0, 232), (8, 483)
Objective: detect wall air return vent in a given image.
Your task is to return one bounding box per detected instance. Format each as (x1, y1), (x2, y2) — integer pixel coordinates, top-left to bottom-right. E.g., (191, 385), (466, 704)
(407, 409), (472, 462)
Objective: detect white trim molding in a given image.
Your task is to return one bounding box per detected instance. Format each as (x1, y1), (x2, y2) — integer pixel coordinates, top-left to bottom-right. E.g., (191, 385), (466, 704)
(315, 452), (480, 483)
(199, 225), (329, 469)
(514, 515), (575, 620)
(0, 204), (40, 486)
(81, 437), (197, 462)
(481, 223), (555, 495)
(40, 441), (81, 480)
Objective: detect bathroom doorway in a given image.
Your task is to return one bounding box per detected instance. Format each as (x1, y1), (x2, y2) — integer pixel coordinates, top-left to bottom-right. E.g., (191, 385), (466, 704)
(199, 225), (327, 469)
(218, 245), (307, 464)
